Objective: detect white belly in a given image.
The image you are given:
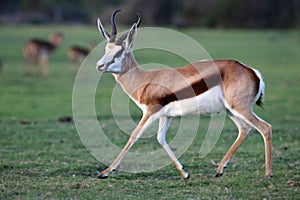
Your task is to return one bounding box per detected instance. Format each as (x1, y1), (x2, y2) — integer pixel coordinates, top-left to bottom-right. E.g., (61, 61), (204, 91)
(161, 86), (225, 117)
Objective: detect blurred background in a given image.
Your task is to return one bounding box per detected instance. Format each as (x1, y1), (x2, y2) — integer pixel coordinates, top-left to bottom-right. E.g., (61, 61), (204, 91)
(0, 0), (299, 119)
(0, 1), (300, 198)
(1, 0), (300, 28)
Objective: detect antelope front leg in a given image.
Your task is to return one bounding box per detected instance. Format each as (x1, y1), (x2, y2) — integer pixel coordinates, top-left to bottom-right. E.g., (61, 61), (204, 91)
(157, 117), (190, 179)
(98, 114), (154, 179)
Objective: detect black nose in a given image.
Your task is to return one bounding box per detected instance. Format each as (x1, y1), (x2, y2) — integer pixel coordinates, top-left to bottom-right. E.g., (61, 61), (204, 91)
(97, 64), (105, 71)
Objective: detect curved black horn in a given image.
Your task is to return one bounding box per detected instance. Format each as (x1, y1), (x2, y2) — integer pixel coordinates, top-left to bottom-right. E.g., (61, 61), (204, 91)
(136, 12), (142, 27)
(114, 12), (142, 45)
(111, 9), (121, 37)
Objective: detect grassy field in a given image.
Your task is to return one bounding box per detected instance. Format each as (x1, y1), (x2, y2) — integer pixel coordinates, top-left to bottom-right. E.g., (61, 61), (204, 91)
(0, 25), (299, 199)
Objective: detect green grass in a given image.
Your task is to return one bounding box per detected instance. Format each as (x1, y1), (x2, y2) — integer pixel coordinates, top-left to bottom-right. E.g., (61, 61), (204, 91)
(0, 25), (300, 199)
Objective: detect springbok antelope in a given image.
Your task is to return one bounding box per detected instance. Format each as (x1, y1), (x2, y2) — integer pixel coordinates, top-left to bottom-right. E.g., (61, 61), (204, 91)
(96, 10), (272, 179)
(68, 43), (95, 73)
(23, 32), (64, 77)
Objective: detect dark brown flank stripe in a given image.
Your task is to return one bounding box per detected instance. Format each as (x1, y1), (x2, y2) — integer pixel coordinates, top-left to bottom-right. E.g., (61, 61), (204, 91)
(30, 39), (56, 52)
(70, 46), (89, 55)
(140, 72), (222, 114)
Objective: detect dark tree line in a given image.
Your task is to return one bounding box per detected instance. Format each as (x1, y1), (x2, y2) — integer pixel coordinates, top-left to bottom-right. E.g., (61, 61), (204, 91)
(1, 0), (299, 28)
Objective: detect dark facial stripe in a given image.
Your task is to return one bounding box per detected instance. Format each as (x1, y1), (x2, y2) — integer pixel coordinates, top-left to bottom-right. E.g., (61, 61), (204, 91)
(106, 47), (124, 67)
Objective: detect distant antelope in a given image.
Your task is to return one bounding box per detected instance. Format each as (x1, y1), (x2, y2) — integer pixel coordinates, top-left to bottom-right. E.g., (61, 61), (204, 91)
(68, 43), (95, 73)
(95, 10), (272, 179)
(23, 32), (64, 77)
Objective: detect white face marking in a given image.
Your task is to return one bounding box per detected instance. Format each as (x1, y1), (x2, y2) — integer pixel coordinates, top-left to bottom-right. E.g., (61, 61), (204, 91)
(96, 43), (125, 73)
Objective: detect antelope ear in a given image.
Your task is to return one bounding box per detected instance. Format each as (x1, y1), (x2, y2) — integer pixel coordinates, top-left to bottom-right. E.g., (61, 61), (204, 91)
(97, 18), (110, 41)
(124, 23), (137, 50)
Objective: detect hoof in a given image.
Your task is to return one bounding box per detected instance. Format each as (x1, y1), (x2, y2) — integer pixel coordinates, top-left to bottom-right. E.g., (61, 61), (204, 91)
(215, 173), (223, 178)
(184, 173), (190, 180)
(98, 173), (108, 179)
(180, 169), (190, 179)
(265, 173), (273, 179)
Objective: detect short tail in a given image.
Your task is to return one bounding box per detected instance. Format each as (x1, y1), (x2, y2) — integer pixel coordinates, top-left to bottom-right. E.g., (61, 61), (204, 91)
(251, 68), (265, 109)
(256, 92), (264, 108)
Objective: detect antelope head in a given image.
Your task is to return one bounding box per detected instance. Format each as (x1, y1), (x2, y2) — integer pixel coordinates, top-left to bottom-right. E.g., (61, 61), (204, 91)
(96, 10), (141, 74)
(49, 32), (64, 47)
